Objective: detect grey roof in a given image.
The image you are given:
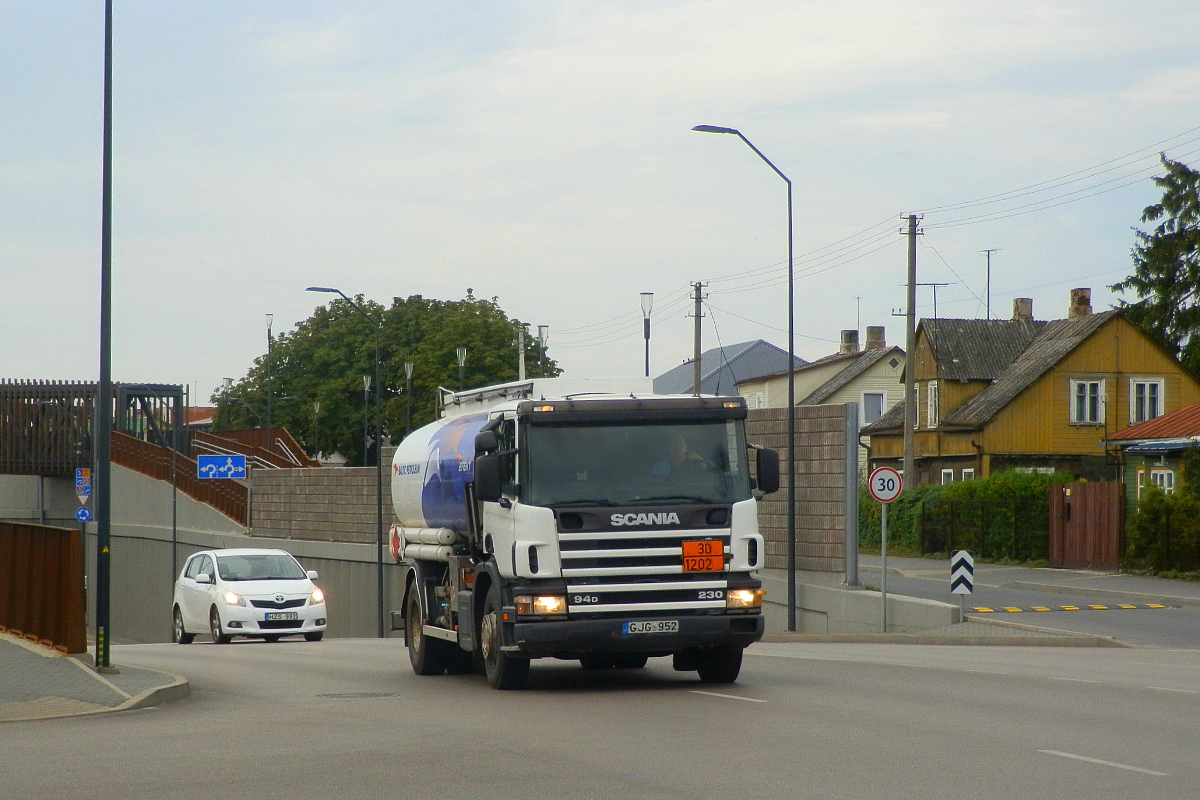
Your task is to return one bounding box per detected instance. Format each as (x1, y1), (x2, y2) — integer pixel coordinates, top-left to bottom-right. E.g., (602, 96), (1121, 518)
(945, 311), (1117, 427)
(862, 400), (906, 434)
(799, 346), (905, 405)
(924, 319), (1047, 381)
(653, 340), (807, 396)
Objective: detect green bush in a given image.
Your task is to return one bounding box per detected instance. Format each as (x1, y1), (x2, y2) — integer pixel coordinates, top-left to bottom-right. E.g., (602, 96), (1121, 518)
(1126, 485), (1200, 574)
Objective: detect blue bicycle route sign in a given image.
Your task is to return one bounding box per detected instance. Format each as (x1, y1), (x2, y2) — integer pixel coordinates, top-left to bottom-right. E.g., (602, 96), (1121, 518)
(197, 455), (247, 480)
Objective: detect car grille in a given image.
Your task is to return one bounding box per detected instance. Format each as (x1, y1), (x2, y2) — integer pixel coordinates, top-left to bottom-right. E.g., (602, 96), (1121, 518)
(250, 598), (306, 609)
(259, 619), (305, 630)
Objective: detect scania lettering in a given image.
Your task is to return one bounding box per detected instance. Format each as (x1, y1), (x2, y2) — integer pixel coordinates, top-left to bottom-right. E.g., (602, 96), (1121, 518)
(390, 377), (780, 690)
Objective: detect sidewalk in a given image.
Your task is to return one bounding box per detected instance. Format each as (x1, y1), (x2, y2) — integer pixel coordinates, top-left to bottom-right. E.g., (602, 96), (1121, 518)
(0, 632), (188, 724)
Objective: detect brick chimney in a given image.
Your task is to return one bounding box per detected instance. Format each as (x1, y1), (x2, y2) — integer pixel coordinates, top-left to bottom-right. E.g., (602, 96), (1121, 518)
(865, 326), (886, 350)
(1069, 288), (1092, 320)
(1012, 297), (1033, 322)
(839, 329), (860, 355)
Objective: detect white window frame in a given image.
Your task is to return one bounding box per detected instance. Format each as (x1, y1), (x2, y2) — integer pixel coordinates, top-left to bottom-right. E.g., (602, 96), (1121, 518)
(1150, 468), (1175, 495)
(861, 391), (887, 425)
(1070, 378), (1105, 425)
(961, 468), (975, 481)
(1130, 377), (1165, 424)
(927, 380), (940, 428)
(940, 468), (954, 485)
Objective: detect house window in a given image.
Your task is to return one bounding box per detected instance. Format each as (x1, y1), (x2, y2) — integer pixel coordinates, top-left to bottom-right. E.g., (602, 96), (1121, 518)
(927, 381), (939, 428)
(1136, 467), (1145, 500)
(1130, 378), (1164, 424)
(961, 468), (975, 481)
(754, 391), (766, 409)
(1151, 468), (1175, 495)
(941, 468), (954, 485)
(862, 391), (886, 424)
(1070, 379), (1105, 424)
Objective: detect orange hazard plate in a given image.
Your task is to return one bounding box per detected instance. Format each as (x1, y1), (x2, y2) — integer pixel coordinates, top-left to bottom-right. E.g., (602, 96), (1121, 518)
(682, 540), (724, 572)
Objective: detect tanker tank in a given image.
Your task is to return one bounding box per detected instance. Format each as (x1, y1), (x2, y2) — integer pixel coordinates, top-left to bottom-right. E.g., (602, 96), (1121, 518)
(390, 411), (490, 535)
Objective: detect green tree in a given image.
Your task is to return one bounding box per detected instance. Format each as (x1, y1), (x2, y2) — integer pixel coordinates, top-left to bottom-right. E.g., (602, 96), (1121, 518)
(1112, 155), (1200, 373)
(214, 291), (559, 464)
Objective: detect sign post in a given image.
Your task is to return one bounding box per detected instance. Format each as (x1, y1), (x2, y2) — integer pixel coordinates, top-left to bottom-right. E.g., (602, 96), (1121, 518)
(868, 467), (903, 633)
(951, 550), (975, 619)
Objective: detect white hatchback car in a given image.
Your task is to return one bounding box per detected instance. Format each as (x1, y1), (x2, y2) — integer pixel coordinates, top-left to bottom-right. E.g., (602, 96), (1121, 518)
(172, 548), (327, 644)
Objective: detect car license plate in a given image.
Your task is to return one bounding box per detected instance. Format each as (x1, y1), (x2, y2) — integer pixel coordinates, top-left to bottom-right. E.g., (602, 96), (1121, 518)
(265, 612), (299, 621)
(623, 620), (678, 634)
(682, 540), (724, 572)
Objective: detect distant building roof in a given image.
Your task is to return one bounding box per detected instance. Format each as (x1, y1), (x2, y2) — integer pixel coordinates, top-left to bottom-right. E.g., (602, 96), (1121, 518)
(653, 340), (807, 396)
(1109, 400), (1200, 442)
(923, 318), (1047, 381)
(799, 346), (905, 406)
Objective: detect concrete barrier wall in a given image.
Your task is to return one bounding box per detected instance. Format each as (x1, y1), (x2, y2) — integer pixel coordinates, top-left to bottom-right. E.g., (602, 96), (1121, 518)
(748, 405), (852, 574)
(249, 467), (392, 544)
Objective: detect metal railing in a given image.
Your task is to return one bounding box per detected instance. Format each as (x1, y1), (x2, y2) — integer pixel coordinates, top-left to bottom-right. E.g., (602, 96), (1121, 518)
(111, 431), (247, 525)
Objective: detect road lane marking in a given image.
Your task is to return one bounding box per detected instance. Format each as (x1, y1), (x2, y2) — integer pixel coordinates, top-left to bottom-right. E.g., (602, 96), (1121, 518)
(1052, 677), (1100, 684)
(1038, 750), (1168, 776)
(688, 690), (767, 703)
(1148, 686), (1200, 694)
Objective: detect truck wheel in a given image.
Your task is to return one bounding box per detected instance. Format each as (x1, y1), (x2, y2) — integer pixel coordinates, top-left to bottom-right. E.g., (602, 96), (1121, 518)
(480, 588), (529, 690)
(407, 588), (449, 676)
(696, 646), (742, 684)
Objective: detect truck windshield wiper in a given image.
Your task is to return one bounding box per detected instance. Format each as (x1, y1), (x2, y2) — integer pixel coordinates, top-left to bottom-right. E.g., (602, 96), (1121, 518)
(551, 499), (619, 508)
(634, 495), (712, 504)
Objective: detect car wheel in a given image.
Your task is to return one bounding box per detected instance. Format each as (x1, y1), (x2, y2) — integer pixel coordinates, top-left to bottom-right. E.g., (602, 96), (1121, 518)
(173, 606), (194, 645)
(262, 635), (281, 643)
(209, 607), (232, 644)
(480, 586), (529, 690)
(304, 632), (324, 642)
(696, 646), (742, 684)
(406, 587), (449, 675)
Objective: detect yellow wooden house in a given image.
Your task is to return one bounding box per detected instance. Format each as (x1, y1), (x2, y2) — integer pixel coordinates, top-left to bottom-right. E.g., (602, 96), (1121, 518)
(864, 290), (1200, 484)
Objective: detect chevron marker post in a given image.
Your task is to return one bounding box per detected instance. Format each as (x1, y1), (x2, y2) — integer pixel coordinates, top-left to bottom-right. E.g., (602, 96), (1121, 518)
(951, 550), (974, 619)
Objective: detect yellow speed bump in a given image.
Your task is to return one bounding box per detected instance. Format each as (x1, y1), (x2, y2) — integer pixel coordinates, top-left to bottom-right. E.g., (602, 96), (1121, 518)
(1061, 606), (1080, 611)
(1031, 606), (1052, 612)
(1003, 607), (1022, 613)
(973, 607), (995, 613)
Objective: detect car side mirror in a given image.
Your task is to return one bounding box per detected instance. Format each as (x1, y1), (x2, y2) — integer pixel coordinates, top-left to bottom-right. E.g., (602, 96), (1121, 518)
(196, 573), (212, 585)
(475, 454), (502, 502)
(755, 448), (780, 495)
(307, 570), (319, 580)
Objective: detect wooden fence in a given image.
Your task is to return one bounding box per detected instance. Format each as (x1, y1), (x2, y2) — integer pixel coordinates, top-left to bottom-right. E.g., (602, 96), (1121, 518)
(0, 522), (86, 654)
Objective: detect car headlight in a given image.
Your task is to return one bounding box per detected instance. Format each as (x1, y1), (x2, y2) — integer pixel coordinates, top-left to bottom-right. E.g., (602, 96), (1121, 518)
(515, 595), (567, 615)
(221, 589), (247, 607)
(726, 588), (764, 609)
(310, 587), (325, 606)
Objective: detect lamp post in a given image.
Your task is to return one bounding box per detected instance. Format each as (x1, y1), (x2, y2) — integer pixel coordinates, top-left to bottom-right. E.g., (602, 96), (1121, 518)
(404, 361), (414, 437)
(362, 375), (372, 466)
(265, 314), (273, 455)
(640, 292), (654, 378)
(692, 124), (797, 631)
(457, 347), (467, 391)
(312, 400), (320, 460)
(537, 326), (549, 377)
(306, 286), (385, 638)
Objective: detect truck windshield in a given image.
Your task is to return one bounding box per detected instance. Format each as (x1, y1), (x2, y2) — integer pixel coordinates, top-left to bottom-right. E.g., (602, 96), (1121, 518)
(523, 420), (752, 507)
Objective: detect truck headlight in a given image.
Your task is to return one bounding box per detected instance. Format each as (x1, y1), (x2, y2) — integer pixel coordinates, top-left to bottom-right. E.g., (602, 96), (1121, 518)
(515, 595), (567, 615)
(726, 588), (764, 609)
(221, 590), (247, 607)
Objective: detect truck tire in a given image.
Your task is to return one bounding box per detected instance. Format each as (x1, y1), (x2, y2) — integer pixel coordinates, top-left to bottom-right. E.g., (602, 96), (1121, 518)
(480, 587), (529, 690)
(407, 588), (450, 676)
(696, 646), (742, 684)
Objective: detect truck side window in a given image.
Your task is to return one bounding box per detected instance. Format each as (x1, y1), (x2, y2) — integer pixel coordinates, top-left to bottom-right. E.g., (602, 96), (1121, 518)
(497, 418), (517, 487)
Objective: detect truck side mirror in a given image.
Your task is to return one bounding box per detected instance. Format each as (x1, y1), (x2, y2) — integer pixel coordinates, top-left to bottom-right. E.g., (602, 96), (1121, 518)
(475, 430), (499, 453)
(475, 454), (502, 502)
(756, 448), (780, 495)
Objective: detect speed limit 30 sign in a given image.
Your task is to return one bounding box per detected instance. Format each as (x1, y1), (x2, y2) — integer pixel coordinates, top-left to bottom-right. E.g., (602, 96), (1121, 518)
(869, 467), (903, 503)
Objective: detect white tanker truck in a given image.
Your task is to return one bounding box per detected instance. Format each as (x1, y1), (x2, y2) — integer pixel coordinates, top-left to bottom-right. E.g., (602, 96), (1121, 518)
(389, 377), (780, 689)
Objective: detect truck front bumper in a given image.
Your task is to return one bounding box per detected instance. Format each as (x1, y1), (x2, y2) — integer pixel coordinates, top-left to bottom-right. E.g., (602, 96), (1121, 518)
(511, 613), (763, 658)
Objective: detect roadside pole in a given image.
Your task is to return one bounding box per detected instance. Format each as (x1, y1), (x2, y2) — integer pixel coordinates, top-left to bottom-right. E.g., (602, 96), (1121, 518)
(868, 467), (902, 633)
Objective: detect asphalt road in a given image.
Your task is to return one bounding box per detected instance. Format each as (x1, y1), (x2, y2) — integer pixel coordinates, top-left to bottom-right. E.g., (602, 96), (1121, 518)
(3, 638), (1197, 800)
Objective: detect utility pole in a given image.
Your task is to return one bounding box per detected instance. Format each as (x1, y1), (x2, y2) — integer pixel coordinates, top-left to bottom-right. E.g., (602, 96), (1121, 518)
(265, 314), (273, 455)
(980, 249), (1000, 319)
(537, 326), (549, 378)
(916, 282), (951, 319)
(691, 282), (705, 395)
(517, 324), (527, 382)
(903, 215), (921, 485)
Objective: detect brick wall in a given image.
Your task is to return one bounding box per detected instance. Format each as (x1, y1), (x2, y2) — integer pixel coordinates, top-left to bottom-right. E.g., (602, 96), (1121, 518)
(249, 467), (392, 544)
(747, 405), (850, 573)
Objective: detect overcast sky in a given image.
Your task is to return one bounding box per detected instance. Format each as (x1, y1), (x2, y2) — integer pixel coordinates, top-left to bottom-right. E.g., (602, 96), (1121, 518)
(3, 1), (1199, 404)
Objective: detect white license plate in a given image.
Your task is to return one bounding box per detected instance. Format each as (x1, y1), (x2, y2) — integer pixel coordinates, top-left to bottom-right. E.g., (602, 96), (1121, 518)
(265, 612), (299, 621)
(623, 620), (678, 634)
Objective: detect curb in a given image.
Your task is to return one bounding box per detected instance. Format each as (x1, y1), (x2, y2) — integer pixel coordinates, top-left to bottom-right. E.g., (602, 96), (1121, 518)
(117, 673), (191, 712)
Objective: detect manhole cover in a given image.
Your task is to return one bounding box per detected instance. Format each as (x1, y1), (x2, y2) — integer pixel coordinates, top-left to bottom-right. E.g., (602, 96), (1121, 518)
(317, 692), (400, 699)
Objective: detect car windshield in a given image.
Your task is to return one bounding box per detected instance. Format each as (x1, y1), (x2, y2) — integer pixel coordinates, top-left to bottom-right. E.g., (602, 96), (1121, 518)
(524, 420), (752, 507)
(216, 554), (307, 581)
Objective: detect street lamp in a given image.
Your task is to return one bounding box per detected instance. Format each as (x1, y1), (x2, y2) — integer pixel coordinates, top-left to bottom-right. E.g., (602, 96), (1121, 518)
(537, 326), (549, 377)
(404, 361), (414, 437)
(265, 314), (273, 455)
(692, 124), (797, 631)
(306, 286), (386, 638)
(457, 347), (467, 391)
(640, 292), (654, 378)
